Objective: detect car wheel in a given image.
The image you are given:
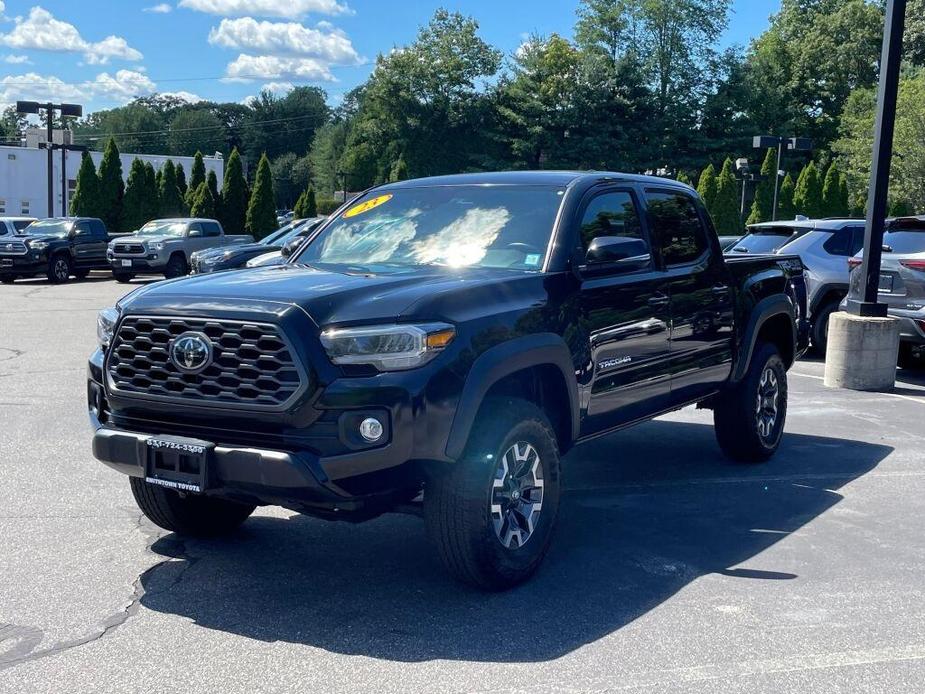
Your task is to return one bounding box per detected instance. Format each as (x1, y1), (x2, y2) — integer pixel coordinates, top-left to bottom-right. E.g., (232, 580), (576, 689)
(74, 269), (90, 281)
(113, 273), (134, 284)
(164, 254), (189, 279)
(810, 301), (838, 355)
(1, 276), (15, 284)
(424, 397), (561, 590)
(130, 477), (256, 536)
(46, 254), (72, 283)
(898, 343), (925, 371)
(714, 342), (788, 463)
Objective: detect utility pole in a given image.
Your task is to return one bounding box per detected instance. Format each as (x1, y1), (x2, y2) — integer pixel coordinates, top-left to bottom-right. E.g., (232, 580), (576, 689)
(15, 101), (83, 218)
(752, 135), (812, 221)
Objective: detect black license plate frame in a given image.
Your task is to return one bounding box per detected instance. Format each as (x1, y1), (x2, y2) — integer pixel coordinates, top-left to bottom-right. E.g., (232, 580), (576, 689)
(144, 435), (214, 494)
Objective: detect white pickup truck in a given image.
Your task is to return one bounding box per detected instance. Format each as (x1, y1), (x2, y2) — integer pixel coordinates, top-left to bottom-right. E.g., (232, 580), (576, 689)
(107, 218), (253, 282)
(0, 217), (37, 236)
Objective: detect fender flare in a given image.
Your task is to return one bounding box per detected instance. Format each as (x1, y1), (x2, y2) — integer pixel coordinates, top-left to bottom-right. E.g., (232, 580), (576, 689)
(809, 282), (849, 318)
(445, 333), (579, 460)
(732, 295), (797, 382)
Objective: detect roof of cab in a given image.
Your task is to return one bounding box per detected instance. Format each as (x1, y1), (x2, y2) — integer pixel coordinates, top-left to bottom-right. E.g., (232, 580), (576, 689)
(375, 170), (693, 191)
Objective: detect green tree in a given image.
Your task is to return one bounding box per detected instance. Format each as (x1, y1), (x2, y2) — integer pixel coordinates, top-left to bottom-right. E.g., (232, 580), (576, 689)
(821, 161), (846, 217)
(304, 187), (317, 218)
(167, 108), (226, 157)
(696, 163), (718, 210)
(293, 190), (308, 219)
(185, 152), (206, 209)
(189, 181), (217, 219)
(158, 160), (185, 217)
(219, 148), (248, 233)
(711, 157), (742, 236)
(246, 153), (278, 239)
(270, 152), (301, 208)
(121, 159), (149, 232)
(143, 162), (159, 223)
(98, 138), (125, 231)
(778, 172), (796, 220)
(307, 120), (349, 195)
(746, 148), (777, 224)
(206, 169), (220, 202)
(793, 162), (823, 218)
(176, 163), (188, 201)
(70, 151), (101, 217)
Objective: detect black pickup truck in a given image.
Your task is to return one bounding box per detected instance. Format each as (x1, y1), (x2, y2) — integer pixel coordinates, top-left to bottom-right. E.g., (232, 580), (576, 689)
(88, 172), (808, 589)
(1, 217), (119, 284)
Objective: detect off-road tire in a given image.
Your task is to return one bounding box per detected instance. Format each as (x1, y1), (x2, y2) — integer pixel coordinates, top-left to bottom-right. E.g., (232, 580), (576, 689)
(424, 398), (561, 591)
(46, 253), (72, 283)
(810, 301), (838, 355)
(714, 342), (788, 463)
(74, 269), (90, 281)
(113, 273), (134, 284)
(0, 276), (15, 284)
(130, 477), (256, 536)
(164, 253), (188, 279)
(898, 343), (924, 371)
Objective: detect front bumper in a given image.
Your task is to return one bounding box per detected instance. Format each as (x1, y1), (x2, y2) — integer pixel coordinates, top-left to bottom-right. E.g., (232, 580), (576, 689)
(109, 256), (167, 273)
(0, 254), (45, 276)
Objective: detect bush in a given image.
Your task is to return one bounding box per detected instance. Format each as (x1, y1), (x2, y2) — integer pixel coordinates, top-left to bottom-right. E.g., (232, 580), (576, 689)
(245, 153), (278, 239)
(220, 148), (248, 233)
(98, 138), (125, 231)
(70, 151), (101, 218)
(316, 197), (342, 216)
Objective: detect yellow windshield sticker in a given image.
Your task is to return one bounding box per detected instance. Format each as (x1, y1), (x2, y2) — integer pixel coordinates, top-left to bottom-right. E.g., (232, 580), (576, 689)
(343, 194), (393, 219)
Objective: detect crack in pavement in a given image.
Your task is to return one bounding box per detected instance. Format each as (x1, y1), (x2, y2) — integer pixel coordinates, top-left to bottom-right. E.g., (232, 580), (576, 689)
(0, 515), (199, 672)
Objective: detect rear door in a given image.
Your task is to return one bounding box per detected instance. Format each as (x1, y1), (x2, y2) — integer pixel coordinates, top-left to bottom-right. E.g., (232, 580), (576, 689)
(644, 188), (734, 403)
(575, 187), (672, 435)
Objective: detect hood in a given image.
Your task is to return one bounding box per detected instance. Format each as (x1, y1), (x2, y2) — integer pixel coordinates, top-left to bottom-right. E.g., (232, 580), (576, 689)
(12, 234), (59, 244)
(195, 242), (276, 259)
(121, 263), (545, 327)
(113, 235), (174, 246)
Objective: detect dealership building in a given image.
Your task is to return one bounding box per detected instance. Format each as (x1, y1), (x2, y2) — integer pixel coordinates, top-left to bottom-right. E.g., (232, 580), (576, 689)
(0, 130), (224, 219)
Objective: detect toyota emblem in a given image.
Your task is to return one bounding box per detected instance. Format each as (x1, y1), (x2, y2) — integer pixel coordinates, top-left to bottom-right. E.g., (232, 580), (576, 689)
(170, 332), (213, 373)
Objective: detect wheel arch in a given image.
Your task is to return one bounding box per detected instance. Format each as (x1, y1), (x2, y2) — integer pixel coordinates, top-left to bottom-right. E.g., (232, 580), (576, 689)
(445, 333), (579, 460)
(733, 296), (797, 381)
(809, 282), (849, 319)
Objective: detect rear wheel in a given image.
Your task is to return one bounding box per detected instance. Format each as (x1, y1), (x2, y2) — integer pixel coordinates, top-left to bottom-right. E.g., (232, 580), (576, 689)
(424, 398), (561, 590)
(164, 254), (188, 279)
(130, 477), (255, 536)
(898, 343), (925, 371)
(810, 301), (838, 355)
(714, 342), (788, 463)
(47, 254), (72, 283)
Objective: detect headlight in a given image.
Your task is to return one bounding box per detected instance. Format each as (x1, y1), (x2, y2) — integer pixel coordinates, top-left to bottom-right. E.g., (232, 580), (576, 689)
(97, 307), (119, 348)
(150, 241), (165, 251)
(320, 323), (455, 371)
(30, 241), (48, 251)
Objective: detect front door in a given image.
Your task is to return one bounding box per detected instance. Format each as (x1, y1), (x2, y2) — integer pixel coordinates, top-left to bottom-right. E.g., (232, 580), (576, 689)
(643, 188), (734, 403)
(576, 188), (672, 435)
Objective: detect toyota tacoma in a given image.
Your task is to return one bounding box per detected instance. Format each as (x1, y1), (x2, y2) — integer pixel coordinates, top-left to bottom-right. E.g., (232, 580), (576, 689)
(88, 172), (808, 589)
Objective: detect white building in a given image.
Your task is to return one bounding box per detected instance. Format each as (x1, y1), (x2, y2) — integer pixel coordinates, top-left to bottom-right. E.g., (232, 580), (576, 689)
(0, 141), (224, 219)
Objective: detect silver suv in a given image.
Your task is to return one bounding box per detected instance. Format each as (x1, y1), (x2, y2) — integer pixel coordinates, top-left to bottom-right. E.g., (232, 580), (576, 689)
(729, 218), (866, 353)
(846, 216), (925, 370)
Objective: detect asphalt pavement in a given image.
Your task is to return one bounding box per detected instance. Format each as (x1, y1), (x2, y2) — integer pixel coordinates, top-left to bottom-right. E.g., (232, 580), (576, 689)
(1, 273), (924, 693)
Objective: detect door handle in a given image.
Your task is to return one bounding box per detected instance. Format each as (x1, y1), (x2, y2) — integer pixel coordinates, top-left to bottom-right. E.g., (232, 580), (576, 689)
(647, 293), (670, 307)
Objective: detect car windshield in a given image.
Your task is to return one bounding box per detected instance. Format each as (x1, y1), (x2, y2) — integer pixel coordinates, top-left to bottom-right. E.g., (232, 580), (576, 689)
(882, 230), (925, 254)
(136, 221), (187, 237)
(295, 186), (565, 272)
(20, 220), (71, 237)
(261, 222), (298, 246)
(730, 226), (810, 254)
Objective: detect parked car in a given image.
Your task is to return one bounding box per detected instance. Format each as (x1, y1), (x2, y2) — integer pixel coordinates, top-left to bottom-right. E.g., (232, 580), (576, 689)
(0, 216), (37, 236)
(108, 218), (253, 282)
(89, 171), (808, 589)
(190, 218), (326, 274)
(277, 210), (294, 226)
(846, 215), (925, 369)
(1, 217), (123, 284)
(730, 218), (865, 353)
(244, 219), (325, 269)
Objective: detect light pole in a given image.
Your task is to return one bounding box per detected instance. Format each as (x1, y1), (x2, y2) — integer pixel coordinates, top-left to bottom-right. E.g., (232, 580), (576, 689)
(15, 101), (83, 218)
(752, 135), (812, 221)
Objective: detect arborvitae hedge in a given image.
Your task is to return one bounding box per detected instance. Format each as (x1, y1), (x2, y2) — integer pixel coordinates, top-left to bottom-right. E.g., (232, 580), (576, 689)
(220, 148), (248, 233)
(746, 148), (776, 225)
(190, 181), (217, 219)
(70, 151), (101, 218)
(158, 160), (185, 218)
(122, 159), (149, 232)
(696, 163), (717, 211)
(186, 151), (206, 209)
(712, 158), (742, 236)
(246, 153), (278, 240)
(98, 138), (124, 231)
(778, 173), (797, 220)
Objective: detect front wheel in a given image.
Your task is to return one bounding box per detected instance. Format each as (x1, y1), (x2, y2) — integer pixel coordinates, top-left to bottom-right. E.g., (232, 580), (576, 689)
(714, 342), (788, 463)
(0, 276), (15, 284)
(424, 398), (561, 590)
(898, 343), (924, 371)
(130, 477), (256, 536)
(810, 301), (838, 355)
(164, 254), (188, 279)
(47, 254), (72, 283)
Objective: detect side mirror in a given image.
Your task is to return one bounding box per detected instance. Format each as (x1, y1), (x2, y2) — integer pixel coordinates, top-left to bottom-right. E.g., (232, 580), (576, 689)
(585, 236), (650, 266)
(281, 237), (303, 258)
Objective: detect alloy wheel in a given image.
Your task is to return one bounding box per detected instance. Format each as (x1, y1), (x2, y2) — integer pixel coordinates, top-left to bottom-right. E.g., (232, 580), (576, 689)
(54, 258), (69, 282)
(756, 366), (780, 442)
(490, 441), (544, 549)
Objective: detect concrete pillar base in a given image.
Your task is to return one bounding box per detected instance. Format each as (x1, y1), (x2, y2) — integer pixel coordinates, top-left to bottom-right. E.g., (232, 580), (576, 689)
(824, 311), (901, 391)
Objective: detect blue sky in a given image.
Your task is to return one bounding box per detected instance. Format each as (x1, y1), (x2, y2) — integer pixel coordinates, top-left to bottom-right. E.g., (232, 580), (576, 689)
(0, 0), (780, 114)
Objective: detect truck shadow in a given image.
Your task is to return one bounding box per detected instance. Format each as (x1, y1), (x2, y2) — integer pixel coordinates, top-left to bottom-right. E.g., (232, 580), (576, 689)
(139, 420), (890, 663)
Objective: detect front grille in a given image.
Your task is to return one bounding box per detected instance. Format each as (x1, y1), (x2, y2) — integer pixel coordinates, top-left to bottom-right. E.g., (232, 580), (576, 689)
(107, 316), (310, 410)
(113, 243), (145, 254)
(0, 241), (28, 255)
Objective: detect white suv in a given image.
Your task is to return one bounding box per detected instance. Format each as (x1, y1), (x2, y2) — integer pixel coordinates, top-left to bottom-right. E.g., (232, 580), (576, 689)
(728, 218), (866, 353)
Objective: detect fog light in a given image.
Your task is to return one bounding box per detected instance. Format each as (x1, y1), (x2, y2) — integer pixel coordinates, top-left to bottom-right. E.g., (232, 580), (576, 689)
(359, 417), (383, 442)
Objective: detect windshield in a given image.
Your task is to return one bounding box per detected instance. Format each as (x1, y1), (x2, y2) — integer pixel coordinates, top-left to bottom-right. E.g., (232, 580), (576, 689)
(261, 222), (298, 246)
(136, 221), (187, 237)
(295, 186), (564, 272)
(882, 230), (925, 254)
(20, 220), (72, 237)
(730, 227), (810, 254)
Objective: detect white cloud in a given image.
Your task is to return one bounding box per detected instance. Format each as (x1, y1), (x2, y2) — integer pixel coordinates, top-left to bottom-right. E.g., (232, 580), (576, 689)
(263, 81), (294, 95)
(0, 7), (142, 64)
(162, 90), (204, 103)
(178, 0), (351, 19)
(224, 54), (336, 82)
(0, 70), (157, 108)
(4, 54), (31, 64)
(143, 3), (173, 12)
(208, 17), (360, 63)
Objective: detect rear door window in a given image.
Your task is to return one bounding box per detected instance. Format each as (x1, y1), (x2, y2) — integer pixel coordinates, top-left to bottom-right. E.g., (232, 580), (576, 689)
(578, 190), (646, 253)
(202, 221), (222, 237)
(823, 229), (853, 256)
(645, 191), (708, 266)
